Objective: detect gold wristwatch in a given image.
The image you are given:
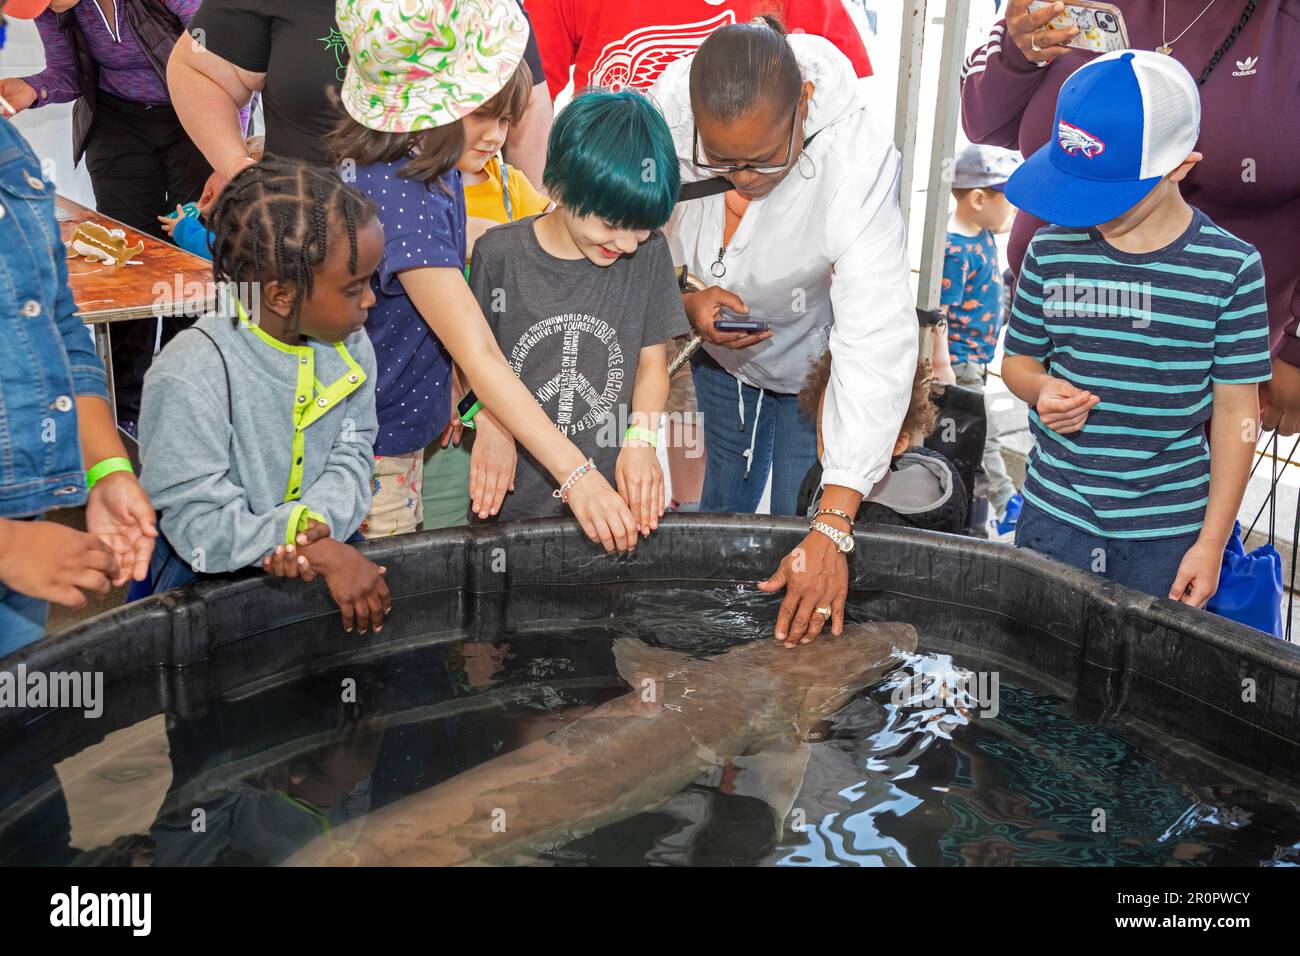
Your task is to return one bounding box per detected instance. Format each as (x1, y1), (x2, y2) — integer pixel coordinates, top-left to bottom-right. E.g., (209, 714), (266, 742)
(810, 518), (854, 554)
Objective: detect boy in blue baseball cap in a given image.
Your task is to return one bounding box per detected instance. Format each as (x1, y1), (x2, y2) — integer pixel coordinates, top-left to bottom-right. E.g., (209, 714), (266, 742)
(1000, 49), (1270, 607)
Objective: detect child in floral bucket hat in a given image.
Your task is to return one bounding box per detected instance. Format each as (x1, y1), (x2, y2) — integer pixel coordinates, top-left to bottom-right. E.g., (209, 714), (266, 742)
(329, 0), (643, 551)
(338, 0), (529, 134)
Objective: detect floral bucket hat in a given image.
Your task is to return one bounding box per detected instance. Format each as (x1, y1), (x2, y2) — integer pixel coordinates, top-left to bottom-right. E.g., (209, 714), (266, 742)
(337, 0), (528, 134)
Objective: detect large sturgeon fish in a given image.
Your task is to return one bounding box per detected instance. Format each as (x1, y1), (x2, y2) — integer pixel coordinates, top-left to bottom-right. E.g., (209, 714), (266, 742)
(286, 622), (918, 866)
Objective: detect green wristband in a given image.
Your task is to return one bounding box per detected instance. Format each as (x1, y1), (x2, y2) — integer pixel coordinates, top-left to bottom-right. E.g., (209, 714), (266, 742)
(86, 456), (133, 491)
(624, 425), (659, 448)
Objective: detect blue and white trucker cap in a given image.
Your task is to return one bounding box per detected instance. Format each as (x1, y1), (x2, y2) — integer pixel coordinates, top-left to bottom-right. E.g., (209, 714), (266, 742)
(1004, 50), (1200, 227)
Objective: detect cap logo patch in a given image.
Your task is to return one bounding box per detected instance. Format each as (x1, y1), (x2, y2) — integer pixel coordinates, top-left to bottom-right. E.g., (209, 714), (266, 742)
(1058, 120), (1106, 158)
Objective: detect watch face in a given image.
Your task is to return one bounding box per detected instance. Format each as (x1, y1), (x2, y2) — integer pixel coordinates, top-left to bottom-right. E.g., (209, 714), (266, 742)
(838, 536), (855, 553)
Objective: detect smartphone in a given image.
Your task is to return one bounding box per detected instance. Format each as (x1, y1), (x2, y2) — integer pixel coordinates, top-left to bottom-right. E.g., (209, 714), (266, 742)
(1027, 1), (1130, 54)
(714, 309), (771, 333)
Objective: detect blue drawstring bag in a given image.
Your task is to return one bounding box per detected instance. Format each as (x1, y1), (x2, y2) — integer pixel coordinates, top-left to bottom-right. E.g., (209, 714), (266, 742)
(1206, 521), (1283, 638)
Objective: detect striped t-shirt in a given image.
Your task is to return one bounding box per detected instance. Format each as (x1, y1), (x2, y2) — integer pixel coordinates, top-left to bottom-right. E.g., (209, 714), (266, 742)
(1005, 209), (1271, 539)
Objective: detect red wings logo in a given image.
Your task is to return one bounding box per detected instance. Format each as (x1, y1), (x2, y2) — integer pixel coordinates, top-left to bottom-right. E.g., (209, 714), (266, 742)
(587, 13), (737, 92)
(1057, 120), (1106, 158)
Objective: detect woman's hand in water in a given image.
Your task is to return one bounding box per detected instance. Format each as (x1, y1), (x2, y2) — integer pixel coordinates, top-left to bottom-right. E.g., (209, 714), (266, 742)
(565, 470), (640, 554)
(684, 286), (773, 350)
(758, 530), (848, 647)
(615, 443), (665, 537)
(468, 411), (516, 519)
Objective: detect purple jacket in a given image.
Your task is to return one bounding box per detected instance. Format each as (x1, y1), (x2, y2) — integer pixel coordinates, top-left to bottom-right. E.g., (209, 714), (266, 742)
(960, 0), (1300, 366)
(23, 1), (199, 108)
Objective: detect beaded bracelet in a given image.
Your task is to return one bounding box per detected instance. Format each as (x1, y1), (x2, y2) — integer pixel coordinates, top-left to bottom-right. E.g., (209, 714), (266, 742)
(553, 458), (596, 503)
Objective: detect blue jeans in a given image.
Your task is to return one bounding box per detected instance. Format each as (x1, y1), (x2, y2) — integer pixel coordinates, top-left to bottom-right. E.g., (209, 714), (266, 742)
(1014, 500), (1199, 599)
(0, 582), (49, 659)
(691, 354), (819, 516)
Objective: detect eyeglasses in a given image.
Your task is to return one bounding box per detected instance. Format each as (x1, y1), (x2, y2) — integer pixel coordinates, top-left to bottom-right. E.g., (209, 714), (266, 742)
(692, 101), (802, 176)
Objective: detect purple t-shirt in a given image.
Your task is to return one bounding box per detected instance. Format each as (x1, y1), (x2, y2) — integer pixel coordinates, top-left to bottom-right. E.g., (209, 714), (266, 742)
(350, 157), (463, 457)
(23, 1), (199, 107)
(960, 0), (1300, 365)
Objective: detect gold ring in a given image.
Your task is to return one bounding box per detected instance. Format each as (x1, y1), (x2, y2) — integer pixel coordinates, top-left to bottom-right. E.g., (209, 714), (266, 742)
(814, 606), (832, 620)
(1030, 32), (1042, 53)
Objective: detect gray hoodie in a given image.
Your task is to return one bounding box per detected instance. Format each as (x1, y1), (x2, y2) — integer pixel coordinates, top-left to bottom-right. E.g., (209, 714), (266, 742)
(139, 311), (377, 574)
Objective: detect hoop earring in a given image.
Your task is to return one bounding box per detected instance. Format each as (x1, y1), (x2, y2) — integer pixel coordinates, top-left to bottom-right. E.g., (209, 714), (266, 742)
(798, 148), (816, 180)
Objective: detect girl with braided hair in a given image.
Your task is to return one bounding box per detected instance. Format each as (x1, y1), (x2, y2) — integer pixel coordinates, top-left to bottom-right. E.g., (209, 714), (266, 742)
(136, 157), (394, 635)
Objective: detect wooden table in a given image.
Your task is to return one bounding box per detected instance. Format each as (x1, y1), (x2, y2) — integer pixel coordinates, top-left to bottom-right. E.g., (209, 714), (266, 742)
(58, 196), (216, 426)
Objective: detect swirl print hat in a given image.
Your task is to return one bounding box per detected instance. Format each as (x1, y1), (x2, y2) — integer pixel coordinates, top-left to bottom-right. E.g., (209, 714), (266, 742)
(337, 0), (528, 134)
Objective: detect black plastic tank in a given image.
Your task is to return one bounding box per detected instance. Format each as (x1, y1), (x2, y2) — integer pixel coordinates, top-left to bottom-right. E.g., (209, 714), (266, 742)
(2, 515), (1299, 865)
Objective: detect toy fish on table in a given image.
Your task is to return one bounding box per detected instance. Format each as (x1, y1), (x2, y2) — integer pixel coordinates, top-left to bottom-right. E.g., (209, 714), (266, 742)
(66, 222), (144, 267)
(285, 621), (919, 867)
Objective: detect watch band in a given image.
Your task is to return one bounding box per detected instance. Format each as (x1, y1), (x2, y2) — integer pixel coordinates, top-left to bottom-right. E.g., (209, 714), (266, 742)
(810, 519), (854, 553)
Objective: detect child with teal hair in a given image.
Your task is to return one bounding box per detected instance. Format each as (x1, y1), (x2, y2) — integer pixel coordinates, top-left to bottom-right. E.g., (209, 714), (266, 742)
(468, 88), (688, 528)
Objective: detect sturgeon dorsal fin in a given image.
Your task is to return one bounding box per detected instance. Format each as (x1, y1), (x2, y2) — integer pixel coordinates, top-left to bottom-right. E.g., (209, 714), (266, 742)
(611, 637), (695, 689)
(727, 736), (813, 841)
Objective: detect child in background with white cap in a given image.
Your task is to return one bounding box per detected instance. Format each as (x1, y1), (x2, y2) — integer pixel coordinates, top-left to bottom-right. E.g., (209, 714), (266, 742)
(1001, 50), (1270, 606)
(936, 143), (1022, 538)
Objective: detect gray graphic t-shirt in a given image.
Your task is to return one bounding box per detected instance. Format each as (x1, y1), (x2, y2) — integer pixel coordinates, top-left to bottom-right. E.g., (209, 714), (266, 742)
(469, 216), (688, 522)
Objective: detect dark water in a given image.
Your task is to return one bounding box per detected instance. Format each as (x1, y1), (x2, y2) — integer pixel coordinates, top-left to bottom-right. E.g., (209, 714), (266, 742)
(2, 586), (1299, 866)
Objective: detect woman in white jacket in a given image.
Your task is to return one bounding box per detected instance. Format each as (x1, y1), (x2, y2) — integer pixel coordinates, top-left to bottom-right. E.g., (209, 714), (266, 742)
(652, 17), (916, 646)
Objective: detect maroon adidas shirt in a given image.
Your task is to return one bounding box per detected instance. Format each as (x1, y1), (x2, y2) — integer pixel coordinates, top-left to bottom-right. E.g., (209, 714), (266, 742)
(960, 0), (1300, 366)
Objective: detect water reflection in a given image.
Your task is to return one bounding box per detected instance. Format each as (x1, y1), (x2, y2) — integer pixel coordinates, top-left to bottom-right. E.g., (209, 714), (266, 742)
(1, 587), (1298, 867)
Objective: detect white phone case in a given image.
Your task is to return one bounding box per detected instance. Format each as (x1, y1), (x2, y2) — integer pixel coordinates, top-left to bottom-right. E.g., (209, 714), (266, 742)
(1028, 1), (1131, 54)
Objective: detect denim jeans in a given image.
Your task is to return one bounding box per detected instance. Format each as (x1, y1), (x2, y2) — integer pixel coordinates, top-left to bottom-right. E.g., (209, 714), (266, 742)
(0, 582), (48, 659)
(1014, 500), (1199, 600)
(691, 354), (818, 516)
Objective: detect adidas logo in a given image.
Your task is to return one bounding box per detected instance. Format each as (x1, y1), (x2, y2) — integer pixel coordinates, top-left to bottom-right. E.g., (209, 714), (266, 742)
(1233, 55), (1258, 77)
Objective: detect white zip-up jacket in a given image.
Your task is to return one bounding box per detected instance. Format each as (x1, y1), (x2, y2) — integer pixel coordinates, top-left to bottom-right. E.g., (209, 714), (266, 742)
(652, 34), (917, 497)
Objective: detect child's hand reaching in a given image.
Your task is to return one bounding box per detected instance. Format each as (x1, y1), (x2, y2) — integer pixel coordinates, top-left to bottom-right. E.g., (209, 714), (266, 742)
(296, 537), (391, 634)
(0, 518), (120, 608)
(1035, 376), (1101, 434)
(1169, 539), (1223, 609)
(468, 411), (516, 519)
(262, 519), (332, 582)
(84, 471), (157, 585)
(157, 204), (188, 238)
(615, 443), (665, 537)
